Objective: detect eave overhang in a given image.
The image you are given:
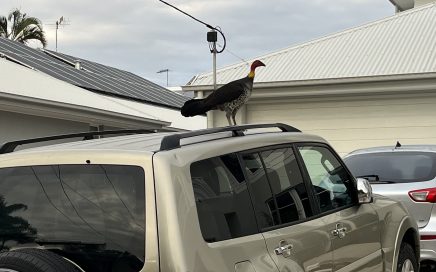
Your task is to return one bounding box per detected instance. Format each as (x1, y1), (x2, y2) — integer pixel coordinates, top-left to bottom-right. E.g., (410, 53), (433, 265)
(182, 72), (436, 100)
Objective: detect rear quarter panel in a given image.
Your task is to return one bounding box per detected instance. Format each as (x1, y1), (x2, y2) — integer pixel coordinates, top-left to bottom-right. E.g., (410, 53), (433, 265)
(370, 181), (434, 228)
(370, 195), (419, 272)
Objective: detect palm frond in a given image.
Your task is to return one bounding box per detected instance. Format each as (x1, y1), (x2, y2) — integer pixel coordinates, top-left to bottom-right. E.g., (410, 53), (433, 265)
(14, 17), (43, 37)
(5, 9), (47, 48)
(8, 9), (23, 38)
(0, 16), (7, 38)
(15, 26), (47, 47)
(3, 203), (28, 214)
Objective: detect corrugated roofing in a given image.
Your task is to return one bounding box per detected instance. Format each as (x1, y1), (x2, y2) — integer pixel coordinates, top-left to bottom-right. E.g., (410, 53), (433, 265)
(0, 37), (189, 109)
(188, 3), (436, 86)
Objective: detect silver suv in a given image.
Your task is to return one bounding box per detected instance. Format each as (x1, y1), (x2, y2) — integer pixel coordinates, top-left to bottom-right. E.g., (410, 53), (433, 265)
(0, 124), (419, 272)
(344, 145), (436, 270)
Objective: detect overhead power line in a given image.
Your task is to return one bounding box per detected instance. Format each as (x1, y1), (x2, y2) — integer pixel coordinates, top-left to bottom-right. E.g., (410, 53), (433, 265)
(158, 0), (214, 29)
(157, 0), (226, 54)
(218, 42), (248, 65)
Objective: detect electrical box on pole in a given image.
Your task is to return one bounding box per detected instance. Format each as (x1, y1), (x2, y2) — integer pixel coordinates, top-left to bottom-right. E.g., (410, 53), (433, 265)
(207, 30), (218, 90)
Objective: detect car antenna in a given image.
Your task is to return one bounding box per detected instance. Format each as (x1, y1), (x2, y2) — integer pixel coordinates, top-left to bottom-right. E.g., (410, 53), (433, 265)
(395, 141), (401, 149)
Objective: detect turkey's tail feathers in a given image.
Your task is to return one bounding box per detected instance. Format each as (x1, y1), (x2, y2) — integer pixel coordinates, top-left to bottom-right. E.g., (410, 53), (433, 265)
(181, 99), (209, 117)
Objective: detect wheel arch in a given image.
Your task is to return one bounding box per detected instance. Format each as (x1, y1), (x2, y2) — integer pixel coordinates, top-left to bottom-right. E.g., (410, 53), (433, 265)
(391, 216), (420, 272)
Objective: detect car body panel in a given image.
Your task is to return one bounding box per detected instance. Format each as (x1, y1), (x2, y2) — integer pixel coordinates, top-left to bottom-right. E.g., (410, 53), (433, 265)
(369, 181), (434, 228)
(152, 149), (278, 272)
(369, 195), (419, 272)
(419, 204), (436, 261)
(344, 147), (435, 262)
(332, 204), (383, 271)
(262, 215), (334, 272)
(0, 128), (420, 272)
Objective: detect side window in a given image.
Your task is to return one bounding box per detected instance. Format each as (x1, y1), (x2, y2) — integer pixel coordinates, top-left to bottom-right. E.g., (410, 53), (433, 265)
(241, 147), (312, 230)
(190, 153), (257, 243)
(298, 145), (356, 213)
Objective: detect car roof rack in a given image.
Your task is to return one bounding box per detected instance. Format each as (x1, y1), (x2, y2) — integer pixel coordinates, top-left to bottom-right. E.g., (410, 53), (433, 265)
(159, 123), (300, 151)
(0, 129), (153, 154)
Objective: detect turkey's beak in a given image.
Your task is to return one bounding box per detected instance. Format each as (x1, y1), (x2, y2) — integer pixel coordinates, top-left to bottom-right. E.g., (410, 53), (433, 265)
(259, 61), (266, 67)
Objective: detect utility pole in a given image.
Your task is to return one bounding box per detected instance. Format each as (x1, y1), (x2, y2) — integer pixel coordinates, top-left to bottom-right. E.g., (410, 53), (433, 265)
(158, 0), (226, 128)
(157, 0), (226, 91)
(157, 69), (170, 87)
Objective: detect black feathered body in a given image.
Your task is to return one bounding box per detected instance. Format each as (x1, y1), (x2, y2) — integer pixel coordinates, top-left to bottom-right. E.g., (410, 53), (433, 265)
(218, 77), (253, 115)
(181, 76), (254, 118)
(181, 59), (265, 125)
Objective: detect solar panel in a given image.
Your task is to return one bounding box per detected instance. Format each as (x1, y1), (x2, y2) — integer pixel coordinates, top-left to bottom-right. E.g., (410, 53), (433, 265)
(44, 50), (189, 107)
(0, 37), (188, 109)
(46, 50), (153, 86)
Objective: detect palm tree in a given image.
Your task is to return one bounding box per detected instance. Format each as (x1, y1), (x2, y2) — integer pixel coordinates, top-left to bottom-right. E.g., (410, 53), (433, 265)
(0, 196), (37, 250)
(0, 8), (47, 48)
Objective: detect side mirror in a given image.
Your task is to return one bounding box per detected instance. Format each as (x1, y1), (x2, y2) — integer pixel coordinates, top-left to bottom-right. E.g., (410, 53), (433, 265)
(357, 178), (373, 204)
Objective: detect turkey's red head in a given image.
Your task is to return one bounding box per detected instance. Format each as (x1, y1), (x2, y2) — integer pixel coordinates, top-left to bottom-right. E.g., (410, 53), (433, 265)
(250, 60), (266, 71)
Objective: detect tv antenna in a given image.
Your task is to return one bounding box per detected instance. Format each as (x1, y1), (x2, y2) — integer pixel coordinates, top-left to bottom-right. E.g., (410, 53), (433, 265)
(157, 69), (170, 87)
(45, 17), (70, 51)
(43, 16), (70, 52)
(55, 16), (66, 52)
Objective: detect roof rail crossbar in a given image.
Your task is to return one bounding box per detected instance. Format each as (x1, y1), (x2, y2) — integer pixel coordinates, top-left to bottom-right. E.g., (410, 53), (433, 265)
(160, 123), (300, 151)
(0, 129), (154, 154)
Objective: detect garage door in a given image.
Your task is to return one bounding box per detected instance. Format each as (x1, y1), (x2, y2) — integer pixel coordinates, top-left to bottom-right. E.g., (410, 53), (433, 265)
(245, 94), (436, 157)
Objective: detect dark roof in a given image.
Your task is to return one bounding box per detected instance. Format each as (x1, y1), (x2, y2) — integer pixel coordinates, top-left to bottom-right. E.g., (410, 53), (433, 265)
(0, 37), (188, 109)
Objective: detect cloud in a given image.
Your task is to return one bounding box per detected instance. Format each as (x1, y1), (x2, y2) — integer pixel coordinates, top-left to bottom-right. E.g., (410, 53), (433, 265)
(0, 0), (393, 86)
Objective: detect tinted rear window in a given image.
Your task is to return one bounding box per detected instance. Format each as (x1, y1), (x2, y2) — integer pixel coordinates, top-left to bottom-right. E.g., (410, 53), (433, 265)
(345, 152), (436, 183)
(0, 165), (145, 272)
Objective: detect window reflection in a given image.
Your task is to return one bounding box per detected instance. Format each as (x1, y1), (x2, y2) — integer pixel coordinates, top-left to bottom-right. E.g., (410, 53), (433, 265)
(0, 165), (145, 272)
(191, 154), (258, 242)
(242, 148), (312, 230)
(299, 146), (355, 213)
(0, 196), (37, 250)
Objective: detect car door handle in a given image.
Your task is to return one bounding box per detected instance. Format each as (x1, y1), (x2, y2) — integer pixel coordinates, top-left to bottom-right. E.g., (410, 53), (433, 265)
(331, 223), (347, 238)
(274, 240), (293, 257)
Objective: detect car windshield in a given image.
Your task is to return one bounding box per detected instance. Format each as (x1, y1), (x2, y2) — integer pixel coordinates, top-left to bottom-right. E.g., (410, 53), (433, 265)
(344, 152), (436, 183)
(0, 164), (145, 272)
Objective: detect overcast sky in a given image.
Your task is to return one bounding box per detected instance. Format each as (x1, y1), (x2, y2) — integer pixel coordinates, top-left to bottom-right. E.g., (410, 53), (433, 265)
(1, 0), (394, 87)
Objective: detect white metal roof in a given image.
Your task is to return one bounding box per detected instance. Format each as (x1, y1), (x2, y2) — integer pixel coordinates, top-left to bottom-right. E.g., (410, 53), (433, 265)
(188, 3), (436, 86)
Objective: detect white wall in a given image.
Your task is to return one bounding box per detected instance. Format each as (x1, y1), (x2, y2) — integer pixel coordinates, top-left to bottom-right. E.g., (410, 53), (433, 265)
(208, 85), (436, 157)
(0, 110), (90, 150)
